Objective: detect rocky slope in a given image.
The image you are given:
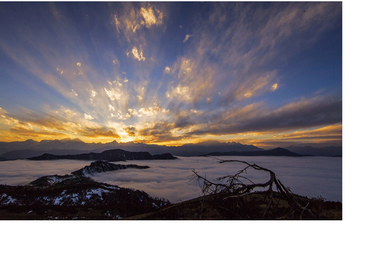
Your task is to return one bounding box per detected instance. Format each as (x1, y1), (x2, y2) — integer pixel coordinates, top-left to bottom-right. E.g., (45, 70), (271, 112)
(0, 161), (170, 220)
(71, 160), (149, 177)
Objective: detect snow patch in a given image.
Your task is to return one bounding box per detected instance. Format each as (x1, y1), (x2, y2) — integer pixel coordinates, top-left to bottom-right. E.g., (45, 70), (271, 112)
(2, 195), (18, 205)
(85, 188), (110, 200)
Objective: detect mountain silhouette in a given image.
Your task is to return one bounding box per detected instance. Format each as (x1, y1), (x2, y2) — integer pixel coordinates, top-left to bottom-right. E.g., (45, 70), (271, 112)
(27, 149), (177, 162)
(206, 147), (304, 157)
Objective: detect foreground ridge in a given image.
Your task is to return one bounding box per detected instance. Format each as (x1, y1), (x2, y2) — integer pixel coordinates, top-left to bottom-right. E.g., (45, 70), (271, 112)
(0, 161), (170, 220)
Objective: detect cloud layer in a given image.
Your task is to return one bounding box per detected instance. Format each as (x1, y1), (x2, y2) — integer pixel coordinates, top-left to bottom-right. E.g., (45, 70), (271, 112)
(0, 157), (342, 202)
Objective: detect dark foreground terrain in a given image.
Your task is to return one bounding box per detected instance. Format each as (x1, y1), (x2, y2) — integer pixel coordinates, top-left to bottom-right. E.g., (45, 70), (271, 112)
(0, 183), (341, 220)
(0, 176), (170, 220)
(127, 192), (342, 220)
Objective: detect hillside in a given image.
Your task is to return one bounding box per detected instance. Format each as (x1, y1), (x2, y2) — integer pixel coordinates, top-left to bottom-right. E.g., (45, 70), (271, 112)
(127, 192), (342, 220)
(0, 170), (170, 220)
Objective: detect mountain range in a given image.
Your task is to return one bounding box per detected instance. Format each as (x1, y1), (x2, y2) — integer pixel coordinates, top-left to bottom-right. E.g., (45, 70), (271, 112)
(28, 149), (177, 161)
(206, 147), (304, 157)
(0, 138), (342, 160)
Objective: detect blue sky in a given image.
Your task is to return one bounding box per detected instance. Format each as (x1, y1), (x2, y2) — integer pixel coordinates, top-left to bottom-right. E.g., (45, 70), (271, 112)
(0, 2), (342, 147)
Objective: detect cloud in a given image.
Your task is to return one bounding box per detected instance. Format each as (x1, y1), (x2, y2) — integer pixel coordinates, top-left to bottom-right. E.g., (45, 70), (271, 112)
(131, 46), (146, 61)
(165, 57), (216, 104)
(138, 103), (169, 117)
(108, 104), (116, 112)
(242, 124), (342, 148)
(223, 72), (277, 101)
(190, 95), (342, 136)
(0, 108), (19, 126)
(9, 126), (68, 138)
(0, 3), (341, 147)
(84, 113), (94, 120)
(275, 124), (342, 142)
(75, 125), (120, 139)
(140, 5), (164, 28)
(176, 2), (341, 107)
(183, 34), (192, 43)
(113, 3), (164, 44)
(60, 107), (77, 118)
(10, 109), (69, 132)
(124, 126), (137, 136)
(137, 122), (182, 143)
(104, 88), (122, 101)
(114, 14), (121, 33)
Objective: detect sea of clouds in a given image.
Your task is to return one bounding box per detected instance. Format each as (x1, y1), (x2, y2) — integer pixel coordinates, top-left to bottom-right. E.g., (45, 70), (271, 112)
(0, 156), (342, 203)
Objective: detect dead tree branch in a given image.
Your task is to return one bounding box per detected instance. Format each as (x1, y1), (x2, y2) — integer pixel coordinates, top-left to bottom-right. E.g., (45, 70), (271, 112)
(191, 159), (309, 218)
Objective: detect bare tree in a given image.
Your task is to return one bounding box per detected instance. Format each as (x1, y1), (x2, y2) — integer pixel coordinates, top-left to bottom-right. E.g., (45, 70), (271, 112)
(191, 159), (312, 219)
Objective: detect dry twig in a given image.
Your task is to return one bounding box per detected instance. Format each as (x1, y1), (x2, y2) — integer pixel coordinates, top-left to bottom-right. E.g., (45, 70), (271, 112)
(191, 159), (308, 218)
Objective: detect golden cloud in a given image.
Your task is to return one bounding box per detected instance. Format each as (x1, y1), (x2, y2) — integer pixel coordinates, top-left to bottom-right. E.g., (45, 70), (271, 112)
(140, 5), (163, 28)
(76, 126), (120, 139)
(183, 34), (192, 43)
(124, 126), (137, 137)
(165, 57), (216, 104)
(131, 46), (146, 61)
(137, 122), (181, 143)
(84, 113), (94, 120)
(114, 3), (164, 43)
(104, 87), (122, 101)
(10, 126), (68, 138)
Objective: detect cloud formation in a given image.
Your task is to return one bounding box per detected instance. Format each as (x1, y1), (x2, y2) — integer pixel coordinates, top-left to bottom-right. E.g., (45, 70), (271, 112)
(131, 46), (146, 61)
(0, 2), (342, 147)
(183, 34), (192, 43)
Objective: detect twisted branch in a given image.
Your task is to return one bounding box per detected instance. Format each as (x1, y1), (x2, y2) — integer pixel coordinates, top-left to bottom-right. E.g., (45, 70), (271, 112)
(191, 159), (307, 218)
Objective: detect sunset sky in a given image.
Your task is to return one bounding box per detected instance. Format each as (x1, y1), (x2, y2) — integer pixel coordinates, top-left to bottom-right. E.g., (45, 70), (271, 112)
(0, 2), (342, 147)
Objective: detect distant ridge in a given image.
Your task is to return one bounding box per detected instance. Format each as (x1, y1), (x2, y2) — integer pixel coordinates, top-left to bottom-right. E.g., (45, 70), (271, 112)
(284, 145), (342, 157)
(206, 147), (304, 157)
(27, 149), (178, 162)
(0, 138), (341, 158)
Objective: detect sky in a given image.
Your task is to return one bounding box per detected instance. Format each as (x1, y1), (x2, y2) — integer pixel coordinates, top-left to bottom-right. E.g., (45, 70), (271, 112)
(0, 2), (342, 148)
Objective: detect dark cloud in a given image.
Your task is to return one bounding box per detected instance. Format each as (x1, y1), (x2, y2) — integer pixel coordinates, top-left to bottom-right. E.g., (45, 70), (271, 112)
(124, 126), (137, 136)
(190, 95), (342, 136)
(10, 126), (68, 138)
(77, 126), (120, 139)
(138, 122), (184, 143)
